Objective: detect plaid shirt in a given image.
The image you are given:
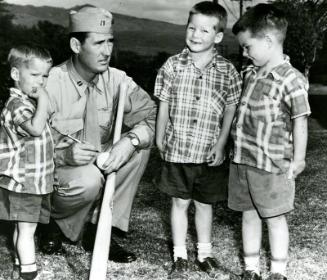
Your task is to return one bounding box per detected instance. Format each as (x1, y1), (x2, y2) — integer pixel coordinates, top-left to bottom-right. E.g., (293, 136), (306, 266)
(0, 88), (55, 194)
(231, 57), (311, 173)
(154, 48), (242, 163)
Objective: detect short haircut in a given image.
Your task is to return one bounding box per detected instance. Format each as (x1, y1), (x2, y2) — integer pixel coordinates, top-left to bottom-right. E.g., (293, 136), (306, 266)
(8, 45), (53, 68)
(232, 3), (288, 44)
(69, 32), (89, 45)
(188, 1), (227, 32)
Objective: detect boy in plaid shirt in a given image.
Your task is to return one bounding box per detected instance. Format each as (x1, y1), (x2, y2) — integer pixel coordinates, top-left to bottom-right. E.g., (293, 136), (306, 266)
(0, 46), (54, 280)
(229, 4), (311, 280)
(155, 2), (241, 278)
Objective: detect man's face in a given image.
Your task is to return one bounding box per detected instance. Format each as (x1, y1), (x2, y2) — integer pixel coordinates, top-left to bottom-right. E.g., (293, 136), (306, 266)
(78, 32), (114, 75)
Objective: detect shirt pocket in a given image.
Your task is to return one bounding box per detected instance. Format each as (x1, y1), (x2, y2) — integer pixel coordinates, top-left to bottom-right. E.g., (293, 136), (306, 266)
(249, 81), (280, 123)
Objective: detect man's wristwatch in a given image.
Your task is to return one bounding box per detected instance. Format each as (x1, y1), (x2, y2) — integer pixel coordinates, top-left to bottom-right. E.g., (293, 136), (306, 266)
(126, 133), (140, 148)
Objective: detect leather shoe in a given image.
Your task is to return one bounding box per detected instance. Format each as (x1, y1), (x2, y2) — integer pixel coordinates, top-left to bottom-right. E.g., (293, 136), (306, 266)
(112, 226), (129, 239)
(109, 238), (137, 263)
(38, 219), (64, 254)
(196, 257), (229, 278)
(81, 224), (136, 263)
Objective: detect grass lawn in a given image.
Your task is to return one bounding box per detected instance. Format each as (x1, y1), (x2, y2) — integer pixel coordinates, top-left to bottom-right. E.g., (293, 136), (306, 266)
(0, 118), (326, 280)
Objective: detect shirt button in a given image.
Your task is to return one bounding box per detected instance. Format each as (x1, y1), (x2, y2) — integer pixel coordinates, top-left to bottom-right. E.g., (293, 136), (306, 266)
(195, 96), (200, 100)
(237, 124), (242, 128)
(241, 101), (246, 106)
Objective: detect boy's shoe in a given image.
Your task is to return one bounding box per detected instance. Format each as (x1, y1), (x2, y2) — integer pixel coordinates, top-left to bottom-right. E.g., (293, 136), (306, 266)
(242, 270), (262, 280)
(168, 257), (189, 279)
(266, 273), (287, 280)
(195, 257), (229, 279)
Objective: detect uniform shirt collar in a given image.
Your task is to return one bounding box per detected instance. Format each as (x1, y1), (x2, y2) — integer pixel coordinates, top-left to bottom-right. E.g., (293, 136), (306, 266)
(177, 47), (228, 74)
(67, 58), (103, 96)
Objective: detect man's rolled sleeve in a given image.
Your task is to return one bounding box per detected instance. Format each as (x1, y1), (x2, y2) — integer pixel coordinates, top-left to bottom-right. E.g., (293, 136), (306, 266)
(123, 85), (157, 149)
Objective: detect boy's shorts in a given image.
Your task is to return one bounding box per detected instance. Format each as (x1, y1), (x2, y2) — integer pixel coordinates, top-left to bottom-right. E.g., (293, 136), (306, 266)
(157, 161), (227, 204)
(228, 163), (295, 218)
(0, 187), (51, 224)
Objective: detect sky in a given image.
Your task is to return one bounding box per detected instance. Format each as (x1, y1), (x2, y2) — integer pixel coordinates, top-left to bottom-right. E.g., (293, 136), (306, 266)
(4, 0), (263, 26)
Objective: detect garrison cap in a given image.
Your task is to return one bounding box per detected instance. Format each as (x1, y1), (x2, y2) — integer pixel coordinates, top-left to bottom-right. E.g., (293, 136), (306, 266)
(69, 6), (113, 34)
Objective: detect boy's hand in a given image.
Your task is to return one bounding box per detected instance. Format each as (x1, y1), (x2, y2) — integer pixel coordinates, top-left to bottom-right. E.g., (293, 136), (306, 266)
(27, 87), (46, 99)
(288, 160), (306, 179)
(207, 143), (225, 166)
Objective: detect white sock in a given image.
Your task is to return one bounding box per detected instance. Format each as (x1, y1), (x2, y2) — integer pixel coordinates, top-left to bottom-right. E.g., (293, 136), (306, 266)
(244, 254), (260, 275)
(20, 263), (37, 273)
(197, 242), (213, 262)
(271, 258), (287, 276)
(173, 245), (187, 261)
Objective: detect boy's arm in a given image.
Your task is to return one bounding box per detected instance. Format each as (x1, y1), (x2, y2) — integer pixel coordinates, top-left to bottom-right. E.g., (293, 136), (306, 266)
(291, 115), (308, 178)
(156, 100), (169, 152)
(20, 90), (49, 136)
(208, 104), (236, 166)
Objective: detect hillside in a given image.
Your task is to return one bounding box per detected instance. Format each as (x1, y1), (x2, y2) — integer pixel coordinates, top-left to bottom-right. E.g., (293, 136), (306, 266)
(5, 3), (239, 56)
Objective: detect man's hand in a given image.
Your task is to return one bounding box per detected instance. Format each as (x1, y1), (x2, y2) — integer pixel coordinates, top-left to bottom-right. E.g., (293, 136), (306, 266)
(65, 142), (99, 166)
(103, 137), (136, 175)
(207, 143), (225, 166)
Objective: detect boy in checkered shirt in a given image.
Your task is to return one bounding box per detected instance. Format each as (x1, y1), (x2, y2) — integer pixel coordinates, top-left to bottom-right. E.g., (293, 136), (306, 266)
(229, 4), (311, 280)
(154, 1), (241, 278)
(0, 45), (54, 280)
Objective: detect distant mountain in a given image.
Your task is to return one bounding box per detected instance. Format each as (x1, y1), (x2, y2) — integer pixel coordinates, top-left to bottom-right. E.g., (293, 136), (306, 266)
(5, 3), (239, 56)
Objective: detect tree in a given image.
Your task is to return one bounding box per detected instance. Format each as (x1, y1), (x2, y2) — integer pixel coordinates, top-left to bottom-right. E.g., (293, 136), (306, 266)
(273, 0), (327, 78)
(0, 0), (15, 106)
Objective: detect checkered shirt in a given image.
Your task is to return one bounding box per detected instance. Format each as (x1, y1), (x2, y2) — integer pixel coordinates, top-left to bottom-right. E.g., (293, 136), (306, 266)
(0, 88), (55, 194)
(231, 57), (311, 173)
(154, 48), (242, 163)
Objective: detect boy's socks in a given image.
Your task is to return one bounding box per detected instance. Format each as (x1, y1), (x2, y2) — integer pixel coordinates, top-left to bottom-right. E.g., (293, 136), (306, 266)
(173, 245), (188, 261)
(20, 263), (37, 280)
(271, 258), (287, 277)
(197, 242), (213, 262)
(244, 254), (260, 275)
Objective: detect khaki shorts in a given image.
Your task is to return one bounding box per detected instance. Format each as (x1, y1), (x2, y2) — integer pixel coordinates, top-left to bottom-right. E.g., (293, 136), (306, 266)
(228, 163), (295, 218)
(157, 161), (228, 204)
(0, 187), (51, 224)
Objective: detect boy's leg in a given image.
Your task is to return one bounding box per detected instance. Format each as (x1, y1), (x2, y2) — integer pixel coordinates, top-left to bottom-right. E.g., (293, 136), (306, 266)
(266, 214), (289, 277)
(17, 222), (38, 279)
(194, 200), (213, 261)
(12, 223), (20, 279)
(242, 210), (262, 275)
(171, 197), (191, 260)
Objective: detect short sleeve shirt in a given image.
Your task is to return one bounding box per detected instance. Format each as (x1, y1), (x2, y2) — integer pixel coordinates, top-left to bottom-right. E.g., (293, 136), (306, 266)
(0, 88), (55, 194)
(231, 57), (311, 173)
(154, 48), (242, 163)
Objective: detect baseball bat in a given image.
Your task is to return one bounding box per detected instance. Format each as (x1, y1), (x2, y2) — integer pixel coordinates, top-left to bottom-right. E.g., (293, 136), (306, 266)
(89, 82), (127, 280)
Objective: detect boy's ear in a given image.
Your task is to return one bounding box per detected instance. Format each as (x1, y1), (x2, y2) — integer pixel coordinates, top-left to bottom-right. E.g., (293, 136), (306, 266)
(70, 37), (82, 54)
(214, 32), (224, 44)
(264, 34), (273, 48)
(10, 67), (19, 82)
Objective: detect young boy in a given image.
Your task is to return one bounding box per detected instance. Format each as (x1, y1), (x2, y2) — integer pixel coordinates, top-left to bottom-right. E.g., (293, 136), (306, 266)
(229, 4), (311, 280)
(155, 1), (242, 278)
(0, 45), (55, 280)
